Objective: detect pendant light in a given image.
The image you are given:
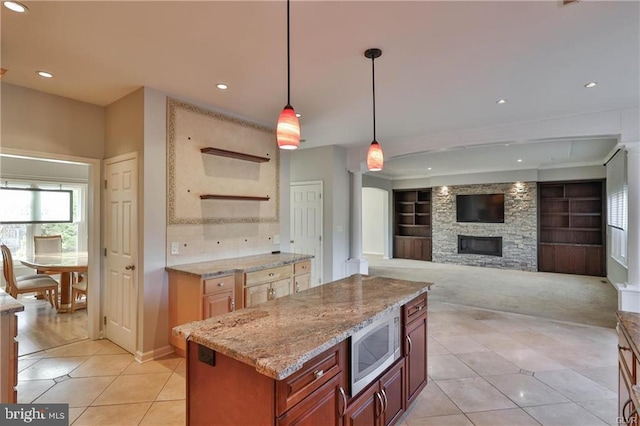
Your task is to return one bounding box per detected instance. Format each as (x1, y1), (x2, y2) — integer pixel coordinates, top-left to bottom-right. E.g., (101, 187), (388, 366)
(276, 0), (300, 150)
(365, 48), (384, 171)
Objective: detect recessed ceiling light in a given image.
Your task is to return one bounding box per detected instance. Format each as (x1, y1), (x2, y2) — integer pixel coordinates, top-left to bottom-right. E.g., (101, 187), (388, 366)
(584, 82), (598, 88)
(496, 99), (507, 105)
(517, 159), (523, 162)
(3, 1), (28, 13)
(427, 167), (432, 171)
(504, 143), (510, 146)
(37, 71), (53, 78)
(216, 83), (228, 90)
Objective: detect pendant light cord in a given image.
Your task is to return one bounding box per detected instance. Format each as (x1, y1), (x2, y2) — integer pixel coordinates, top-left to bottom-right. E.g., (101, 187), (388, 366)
(371, 55), (376, 141)
(287, 0), (291, 105)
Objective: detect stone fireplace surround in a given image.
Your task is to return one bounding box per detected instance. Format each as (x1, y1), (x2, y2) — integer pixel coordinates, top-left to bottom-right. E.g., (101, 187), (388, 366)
(432, 182), (537, 271)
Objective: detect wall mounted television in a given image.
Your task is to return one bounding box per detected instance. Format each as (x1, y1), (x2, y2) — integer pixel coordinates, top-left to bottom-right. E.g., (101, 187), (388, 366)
(456, 193), (505, 223)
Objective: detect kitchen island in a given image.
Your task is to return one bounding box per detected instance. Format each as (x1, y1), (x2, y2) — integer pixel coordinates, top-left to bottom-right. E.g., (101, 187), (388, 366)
(618, 311), (640, 425)
(0, 289), (24, 403)
(174, 274), (432, 425)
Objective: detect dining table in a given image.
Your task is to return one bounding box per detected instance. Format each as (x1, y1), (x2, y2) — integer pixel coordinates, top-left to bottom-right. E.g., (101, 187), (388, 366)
(20, 252), (88, 313)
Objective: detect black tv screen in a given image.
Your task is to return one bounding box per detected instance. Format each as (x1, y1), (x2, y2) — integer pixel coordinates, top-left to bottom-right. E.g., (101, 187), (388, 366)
(456, 194), (505, 223)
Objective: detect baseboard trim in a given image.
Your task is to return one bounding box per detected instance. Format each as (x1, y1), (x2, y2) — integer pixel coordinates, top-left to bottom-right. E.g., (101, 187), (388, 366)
(135, 344), (175, 363)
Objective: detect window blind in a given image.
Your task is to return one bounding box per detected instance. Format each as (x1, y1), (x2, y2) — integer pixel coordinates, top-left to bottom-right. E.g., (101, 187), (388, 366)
(606, 150), (627, 230)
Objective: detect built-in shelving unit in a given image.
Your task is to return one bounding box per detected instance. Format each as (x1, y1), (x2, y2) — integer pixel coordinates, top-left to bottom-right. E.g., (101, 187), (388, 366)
(200, 195), (270, 201)
(201, 147), (270, 163)
(538, 180), (605, 276)
(393, 189), (432, 261)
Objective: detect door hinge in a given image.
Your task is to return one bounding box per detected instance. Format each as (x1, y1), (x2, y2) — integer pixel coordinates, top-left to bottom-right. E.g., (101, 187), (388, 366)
(319, 235), (322, 242)
(104, 179), (107, 189)
(103, 316), (107, 325)
(104, 248), (107, 257)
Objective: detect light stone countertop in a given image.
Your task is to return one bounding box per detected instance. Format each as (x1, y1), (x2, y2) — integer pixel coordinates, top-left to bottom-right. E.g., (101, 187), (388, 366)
(0, 288), (25, 315)
(174, 274), (432, 380)
(165, 252), (313, 279)
(618, 310), (640, 359)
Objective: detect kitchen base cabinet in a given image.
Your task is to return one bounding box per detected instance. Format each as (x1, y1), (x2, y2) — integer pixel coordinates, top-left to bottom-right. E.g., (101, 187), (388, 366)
(346, 359), (405, 426)
(618, 312), (639, 425)
(188, 340), (347, 426)
(0, 308), (20, 403)
(404, 295), (428, 406)
(168, 273), (234, 357)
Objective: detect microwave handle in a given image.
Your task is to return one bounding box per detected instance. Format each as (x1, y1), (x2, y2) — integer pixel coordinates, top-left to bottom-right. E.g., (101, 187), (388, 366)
(406, 335), (413, 355)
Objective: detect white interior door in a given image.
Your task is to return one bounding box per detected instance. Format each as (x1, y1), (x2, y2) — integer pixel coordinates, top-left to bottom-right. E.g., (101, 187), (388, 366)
(104, 154), (138, 354)
(290, 181), (323, 286)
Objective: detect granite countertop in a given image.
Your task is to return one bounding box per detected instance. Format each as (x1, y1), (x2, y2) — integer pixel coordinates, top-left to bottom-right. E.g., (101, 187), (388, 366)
(618, 310), (640, 358)
(0, 288), (25, 315)
(174, 274), (432, 380)
(165, 252), (314, 279)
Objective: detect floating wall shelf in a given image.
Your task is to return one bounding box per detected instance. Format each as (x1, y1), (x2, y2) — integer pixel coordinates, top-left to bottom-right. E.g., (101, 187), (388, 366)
(200, 194), (270, 201)
(200, 147), (270, 163)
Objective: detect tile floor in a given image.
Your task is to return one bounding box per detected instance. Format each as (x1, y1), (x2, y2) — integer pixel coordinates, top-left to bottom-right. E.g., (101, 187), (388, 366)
(17, 300), (619, 426)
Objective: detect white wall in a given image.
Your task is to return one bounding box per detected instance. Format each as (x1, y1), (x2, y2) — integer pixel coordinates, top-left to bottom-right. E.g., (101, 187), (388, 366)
(362, 187), (387, 256)
(1, 83), (105, 159)
(290, 145), (350, 282)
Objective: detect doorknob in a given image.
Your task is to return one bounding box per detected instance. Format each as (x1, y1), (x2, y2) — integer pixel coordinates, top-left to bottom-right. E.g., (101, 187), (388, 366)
(125, 265), (135, 270)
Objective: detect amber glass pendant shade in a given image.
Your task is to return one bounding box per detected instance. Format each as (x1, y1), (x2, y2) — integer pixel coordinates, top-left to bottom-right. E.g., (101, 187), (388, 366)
(277, 104), (300, 150)
(367, 141), (384, 171)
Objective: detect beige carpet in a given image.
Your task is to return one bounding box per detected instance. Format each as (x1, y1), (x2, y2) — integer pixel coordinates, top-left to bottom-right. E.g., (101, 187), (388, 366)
(367, 256), (618, 329)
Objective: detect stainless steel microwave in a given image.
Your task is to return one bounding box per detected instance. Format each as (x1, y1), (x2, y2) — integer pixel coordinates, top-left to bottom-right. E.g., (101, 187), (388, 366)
(350, 307), (401, 396)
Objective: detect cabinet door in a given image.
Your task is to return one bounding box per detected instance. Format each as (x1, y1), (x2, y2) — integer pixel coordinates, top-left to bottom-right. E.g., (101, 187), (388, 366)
(413, 239), (432, 261)
(277, 373), (345, 426)
(203, 289), (234, 319)
(245, 282), (270, 308)
(272, 279), (292, 300)
(405, 314), (427, 406)
(295, 274), (311, 293)
(344, 384), (380, 426)
(380, 360), (405, 426)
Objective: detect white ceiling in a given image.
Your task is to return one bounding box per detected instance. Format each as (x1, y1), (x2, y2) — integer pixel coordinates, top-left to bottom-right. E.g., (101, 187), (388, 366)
(1, 1), (638, 178)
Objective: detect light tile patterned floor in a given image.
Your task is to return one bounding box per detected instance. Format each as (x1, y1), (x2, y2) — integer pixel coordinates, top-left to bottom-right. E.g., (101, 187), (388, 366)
(17, 300), (618, 426)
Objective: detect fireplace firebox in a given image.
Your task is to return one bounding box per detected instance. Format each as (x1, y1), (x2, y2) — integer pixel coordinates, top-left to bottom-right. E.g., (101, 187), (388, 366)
(458, 235), (502, 257)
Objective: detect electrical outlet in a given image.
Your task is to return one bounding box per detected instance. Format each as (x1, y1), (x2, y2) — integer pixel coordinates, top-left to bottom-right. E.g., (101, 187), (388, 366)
(273, 234), (280, 245)
(170, 242), (179, 255)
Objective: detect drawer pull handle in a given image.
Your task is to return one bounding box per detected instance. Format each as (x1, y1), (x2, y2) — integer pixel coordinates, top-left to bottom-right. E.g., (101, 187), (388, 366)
(269, 273), (275, 277)
(313, 369), (324, 379)
(619, 345), (631, 352)
(218, 282), (224, 287)
(338, 387), (347, 417)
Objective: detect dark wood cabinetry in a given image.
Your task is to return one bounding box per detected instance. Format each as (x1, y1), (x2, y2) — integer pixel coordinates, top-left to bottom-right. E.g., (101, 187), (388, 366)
(393, 189), (432, 261)
(538, 181), (605, 276)
(618, 314), (639, 426)
(404, 294), (428, 406)
(345, 358), (405, 426)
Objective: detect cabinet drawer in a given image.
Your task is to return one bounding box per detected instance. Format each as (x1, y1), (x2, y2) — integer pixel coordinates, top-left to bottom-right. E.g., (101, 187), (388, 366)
(276, 341), (346, 416)
(245, 265), (292, 286)
(203, 275), (235, 295)
(404, 293), (427, 324)
(294, 261), (311, 275)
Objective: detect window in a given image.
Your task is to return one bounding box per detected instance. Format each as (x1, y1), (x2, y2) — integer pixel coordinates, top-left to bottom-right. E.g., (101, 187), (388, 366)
(606, 150), (628, 267)
(0, 180), (87, 257)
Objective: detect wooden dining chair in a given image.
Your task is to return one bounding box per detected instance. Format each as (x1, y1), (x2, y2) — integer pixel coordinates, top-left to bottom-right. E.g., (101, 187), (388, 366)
(33, 235), (62, 275)
(70, 280), (87, 313)
(1, 244), (59, 309)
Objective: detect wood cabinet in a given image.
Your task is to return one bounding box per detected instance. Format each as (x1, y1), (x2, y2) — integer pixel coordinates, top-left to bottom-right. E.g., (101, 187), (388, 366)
(0, 306), (20, 403)
(346, 359), (405, 426)
(168, 273), (235, 356)
(242, 261), (312, 307)
(188, 340), (348, 426)
(618, 316), (639, 425)
(538, 180), (605, 276)
(294, 260), (312, 293)
(404, 294), (428, 406)
(393, 189), (432, 261)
